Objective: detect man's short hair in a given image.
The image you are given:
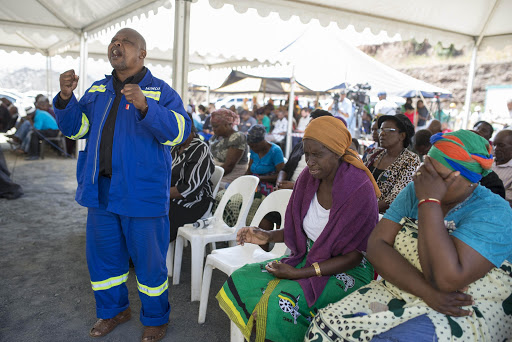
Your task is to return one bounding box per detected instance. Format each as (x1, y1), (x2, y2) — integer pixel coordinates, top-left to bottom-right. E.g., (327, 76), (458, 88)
(414, 129), (432, 147)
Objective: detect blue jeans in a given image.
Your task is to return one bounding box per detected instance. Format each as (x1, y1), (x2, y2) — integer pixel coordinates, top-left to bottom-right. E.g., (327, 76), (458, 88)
(14, 121), (32, 152)
(371, 315), (438, 342)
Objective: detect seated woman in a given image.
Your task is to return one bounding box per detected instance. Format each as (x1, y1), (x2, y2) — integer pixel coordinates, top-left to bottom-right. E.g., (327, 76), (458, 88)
(209, 108), (249, 189)
(246, 124), (285, 196)
(216, 116), (381, 342)
(169, 121), (214, 242)
(306, 130), (512, 342)
(362, 119), (379, 163)
(365, 114), (420, 213)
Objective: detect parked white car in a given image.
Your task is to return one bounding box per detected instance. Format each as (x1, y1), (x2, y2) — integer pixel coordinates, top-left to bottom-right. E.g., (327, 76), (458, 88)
(215, 96), (252, 110)
(0, 88), (33, 116)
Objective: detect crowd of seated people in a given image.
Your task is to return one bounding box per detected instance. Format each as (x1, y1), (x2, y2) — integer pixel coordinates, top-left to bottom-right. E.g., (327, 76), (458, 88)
(5, 95), (60, 159)
(186, 96), (511, 341)
(306, 129), (512, 342)
(3, 89), (511, 341)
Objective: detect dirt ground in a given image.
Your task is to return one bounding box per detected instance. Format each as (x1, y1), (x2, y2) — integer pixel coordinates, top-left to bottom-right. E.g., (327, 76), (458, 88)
(0, 144), (230, 341)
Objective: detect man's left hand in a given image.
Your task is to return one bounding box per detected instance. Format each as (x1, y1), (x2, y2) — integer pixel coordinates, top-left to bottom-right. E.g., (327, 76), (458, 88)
(121, 84), (148, 113)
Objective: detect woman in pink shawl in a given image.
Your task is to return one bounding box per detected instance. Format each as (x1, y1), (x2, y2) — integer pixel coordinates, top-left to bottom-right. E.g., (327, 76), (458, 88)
(216, 116), (380, 342)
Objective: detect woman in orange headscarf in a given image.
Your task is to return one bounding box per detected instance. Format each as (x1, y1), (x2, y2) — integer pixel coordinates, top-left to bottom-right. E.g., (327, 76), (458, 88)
(216, 116), (380, 342)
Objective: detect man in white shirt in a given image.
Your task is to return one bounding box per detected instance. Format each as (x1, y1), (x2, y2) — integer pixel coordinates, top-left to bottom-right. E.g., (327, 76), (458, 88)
(295, 107), (311, 133)
(374, 91), (397, 116)
(329, 90), (355, 134)
(492, 129), (512, 206)
(329, 90), (353, 119)
(270, 109), (288, 144)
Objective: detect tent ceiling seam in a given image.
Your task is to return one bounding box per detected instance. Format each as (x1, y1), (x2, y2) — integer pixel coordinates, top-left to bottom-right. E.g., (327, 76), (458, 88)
(83, 0), (162, 33)
(48, 38), (80, 57)
(37, 0), (82, 35)
(475, 0), (500, 48)
(16, 31), (48, 56)
(0, 19), (69, 33)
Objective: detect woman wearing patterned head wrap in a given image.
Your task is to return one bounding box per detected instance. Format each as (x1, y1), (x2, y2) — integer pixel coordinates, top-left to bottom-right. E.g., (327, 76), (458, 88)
(209, 108), (248, 187)
(306, 130), (512, 342)
(216, 116), (379, 342)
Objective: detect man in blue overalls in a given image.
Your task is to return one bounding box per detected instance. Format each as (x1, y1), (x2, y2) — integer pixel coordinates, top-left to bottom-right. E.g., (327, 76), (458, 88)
(54, 28), (190, 342)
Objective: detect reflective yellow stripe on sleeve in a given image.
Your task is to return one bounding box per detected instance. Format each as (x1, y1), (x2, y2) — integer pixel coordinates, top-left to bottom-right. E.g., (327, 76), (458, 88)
(90, 272), (129, 291)
(161, 110), (186, 146)
(66, 113), (90, 140)
(136, 277), (168, 297)
(88, 85), (106, 93)
(141, 90), (161, 101)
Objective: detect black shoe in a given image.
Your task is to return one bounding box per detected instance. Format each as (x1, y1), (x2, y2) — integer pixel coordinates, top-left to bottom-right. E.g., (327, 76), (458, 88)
(25, 156), (39, 161)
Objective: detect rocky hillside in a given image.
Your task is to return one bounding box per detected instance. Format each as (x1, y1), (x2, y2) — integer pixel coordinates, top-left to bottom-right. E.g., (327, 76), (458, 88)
(398, 62), (512, 104)
(360, 40), (512, 105)
(0, 67), (95, 94)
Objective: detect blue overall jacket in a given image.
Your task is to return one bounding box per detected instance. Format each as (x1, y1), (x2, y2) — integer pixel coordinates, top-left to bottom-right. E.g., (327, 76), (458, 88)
(53, 69), (191, 217)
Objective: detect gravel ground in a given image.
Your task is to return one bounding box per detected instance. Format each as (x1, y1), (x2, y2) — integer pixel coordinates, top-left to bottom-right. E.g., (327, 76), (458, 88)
(0, 144), (230, 342)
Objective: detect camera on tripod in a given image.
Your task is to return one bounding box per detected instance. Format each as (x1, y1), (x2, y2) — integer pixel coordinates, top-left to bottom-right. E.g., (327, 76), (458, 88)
(331, 92), (341, 113)
(347, 83), (371, 106)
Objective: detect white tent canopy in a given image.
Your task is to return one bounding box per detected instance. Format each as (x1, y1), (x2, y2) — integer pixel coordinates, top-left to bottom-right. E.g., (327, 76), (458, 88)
(0, 0), (173, 57)
(274, 28), (452, 96)
(209, 0), (512, 49)
(2, 0), (511, 127)
(0, 0), (277, 70)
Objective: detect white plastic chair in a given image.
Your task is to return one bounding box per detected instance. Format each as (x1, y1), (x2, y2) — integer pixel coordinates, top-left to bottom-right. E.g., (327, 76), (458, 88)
(173, 175), (259, 301)
(166, 166), (224, 277)
(198, 189), (293, 327)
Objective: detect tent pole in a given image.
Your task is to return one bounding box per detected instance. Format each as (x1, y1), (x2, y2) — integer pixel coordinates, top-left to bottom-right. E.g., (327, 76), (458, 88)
(78, 31), (88, 98)
(285, 67), (296, 159)
(77, 31), (89, 155)
(462, 44), (478, 129)
(262, 79), (266, 104)
(172, 0), (191, 108)
(46, 55), (53, 98)
(206, 66), (211, 106)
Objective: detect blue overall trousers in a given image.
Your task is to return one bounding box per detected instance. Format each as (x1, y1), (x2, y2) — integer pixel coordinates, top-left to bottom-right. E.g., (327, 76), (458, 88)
(86, 176), (170, 326)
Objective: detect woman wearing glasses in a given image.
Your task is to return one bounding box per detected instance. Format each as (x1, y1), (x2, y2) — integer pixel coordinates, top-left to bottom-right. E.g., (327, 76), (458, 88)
(364, 114), (420, 213)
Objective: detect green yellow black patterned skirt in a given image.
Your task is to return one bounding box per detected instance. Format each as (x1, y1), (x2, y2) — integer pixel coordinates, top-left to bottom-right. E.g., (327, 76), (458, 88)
(216, 242), (374, 342)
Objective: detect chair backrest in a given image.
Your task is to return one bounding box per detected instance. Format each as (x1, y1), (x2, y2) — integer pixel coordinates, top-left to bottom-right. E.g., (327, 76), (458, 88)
(210, 165), (224, 198)
(249, 189), (292, 227)
(249, 189), (292, 256)
(213, 175), (259, 229)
